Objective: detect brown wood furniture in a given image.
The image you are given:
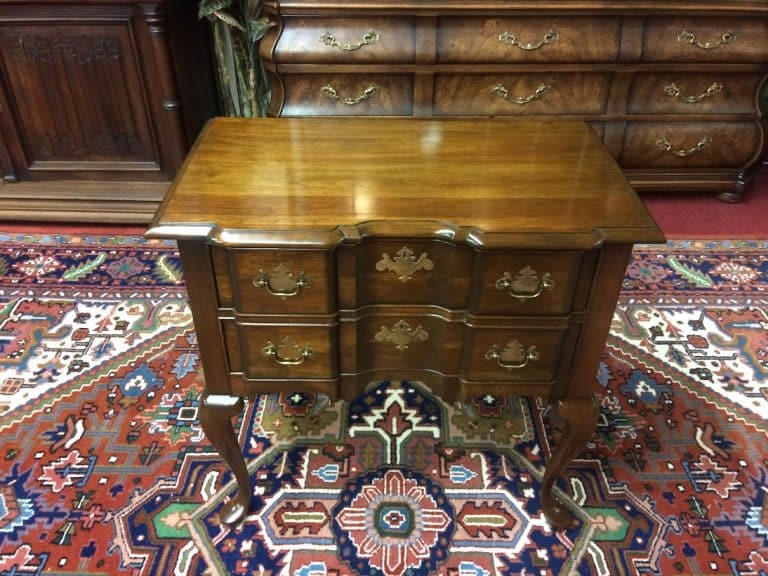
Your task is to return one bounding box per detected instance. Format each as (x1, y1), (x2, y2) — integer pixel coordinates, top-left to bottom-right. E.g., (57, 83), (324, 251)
(0, 0), (217, 222)
(146, 116), (664, 529)
(259, 0), (768, 202)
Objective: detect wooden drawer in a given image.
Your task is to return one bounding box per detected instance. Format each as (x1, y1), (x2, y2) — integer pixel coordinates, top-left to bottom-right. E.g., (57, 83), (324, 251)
(641, 17), (768, 62)
(627, 72), (766, 115)
(228, 249), (335, 314)
(339, 240), (472, 309)
(471, 251), (583, 315)
(462, 322), (568, 382)
(436, 16), (621, 63)
(619, 121), (762, 168)
(280, 74), (414, 116)
(230, 321), (337, 379)
(341, 312), (463, 375)
(433, 73), (611, 116)
(275, 17), (416, 63)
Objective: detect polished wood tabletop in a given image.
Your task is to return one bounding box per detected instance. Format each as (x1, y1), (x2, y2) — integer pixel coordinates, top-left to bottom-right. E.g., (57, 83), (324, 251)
(148, 117), (663, 245)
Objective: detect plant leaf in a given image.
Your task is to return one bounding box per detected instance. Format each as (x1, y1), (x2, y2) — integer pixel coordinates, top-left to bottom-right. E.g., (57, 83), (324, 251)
(248, 16), (273, 43)
(213, 10), (245, 31)
(198, 0), (234, 19)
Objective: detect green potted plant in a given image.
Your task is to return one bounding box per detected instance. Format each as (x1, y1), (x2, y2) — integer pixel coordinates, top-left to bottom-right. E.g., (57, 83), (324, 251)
(198, 0), (272, 117)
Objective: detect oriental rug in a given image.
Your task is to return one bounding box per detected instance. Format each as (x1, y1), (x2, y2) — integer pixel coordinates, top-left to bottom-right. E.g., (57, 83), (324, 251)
(0, 234), (766, 576)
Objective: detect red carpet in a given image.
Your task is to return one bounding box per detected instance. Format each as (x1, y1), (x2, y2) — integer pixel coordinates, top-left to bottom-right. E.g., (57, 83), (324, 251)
(641, 166), (768, 239)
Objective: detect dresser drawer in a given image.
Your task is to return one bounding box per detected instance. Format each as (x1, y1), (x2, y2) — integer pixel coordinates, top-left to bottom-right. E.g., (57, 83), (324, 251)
(619, 121), (762, 168)
(433, 73), (611, 116)
(627, 72), (765, 115)
(275, 17), (416, 63)
(342, 313), (463, 375)
(463, 323), (568, 382)
(230, 321), (337, 379)
(340, 240), (472, 309)
(437, 16), (621, 63)
(471, 251), (583, 315)
(280, 74), (414, 116)
(228, 249), (335, 314)
(641, 17), (768, 62)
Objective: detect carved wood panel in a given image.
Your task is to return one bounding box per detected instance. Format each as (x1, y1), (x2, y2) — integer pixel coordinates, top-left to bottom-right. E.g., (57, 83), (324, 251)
(0, 22), (157, 177)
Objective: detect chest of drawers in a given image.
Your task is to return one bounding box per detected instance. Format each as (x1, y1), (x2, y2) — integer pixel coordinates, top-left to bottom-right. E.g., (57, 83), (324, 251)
(259, 0), (768, 202)
(146, 117), (664, 530)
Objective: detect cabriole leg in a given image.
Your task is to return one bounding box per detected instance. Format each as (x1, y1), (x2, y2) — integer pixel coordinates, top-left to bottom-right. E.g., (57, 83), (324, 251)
(540, 395), (598, 530)
(198, 393), (250, 527)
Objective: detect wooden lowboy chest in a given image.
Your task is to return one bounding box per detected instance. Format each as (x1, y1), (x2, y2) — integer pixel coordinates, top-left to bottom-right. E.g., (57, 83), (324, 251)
(146, 117), (664, 530)
(259, 0), (768, 201)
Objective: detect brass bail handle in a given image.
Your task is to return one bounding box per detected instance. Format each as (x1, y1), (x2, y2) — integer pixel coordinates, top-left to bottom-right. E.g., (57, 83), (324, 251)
(253, 264), (311, 298)
(655, 136), (712, 157)
(495, 266), (554, 300)
(262, 339), (314, 366)
(486, 341), (540, 369)
(320, 29), (380, 51)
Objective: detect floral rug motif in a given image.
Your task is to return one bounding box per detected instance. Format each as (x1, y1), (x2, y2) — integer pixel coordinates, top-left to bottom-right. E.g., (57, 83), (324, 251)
(0, 235), (766, 576)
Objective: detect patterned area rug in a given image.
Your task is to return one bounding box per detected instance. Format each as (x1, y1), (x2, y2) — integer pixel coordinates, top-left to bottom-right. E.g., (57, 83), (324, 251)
(0, 235), (766, 576)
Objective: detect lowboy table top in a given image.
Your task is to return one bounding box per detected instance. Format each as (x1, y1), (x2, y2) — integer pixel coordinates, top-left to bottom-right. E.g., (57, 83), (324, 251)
(148, 117), (663, 247)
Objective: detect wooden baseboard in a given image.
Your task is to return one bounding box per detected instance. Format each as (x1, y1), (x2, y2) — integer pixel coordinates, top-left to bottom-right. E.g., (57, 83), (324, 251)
(0, 181), (168, 223)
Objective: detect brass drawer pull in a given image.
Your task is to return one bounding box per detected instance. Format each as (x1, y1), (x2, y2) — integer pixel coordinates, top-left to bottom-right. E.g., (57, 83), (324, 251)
(677, 30), (736, 50)
(492, 83), (550, 105)
(656, 136), (712, 157)
(262, 338), (314, 366)
(253, 264), (311, 297)
(375, 320), (429, 352)
(375, 246), (434, 282)
(321, 83), (379, 105)
(495, 266), (554, 300)
(320, 29), (380, 51)
(664, 81), (723, 103)
(498, 29), (558, 50)
(486, 340), (540, 370)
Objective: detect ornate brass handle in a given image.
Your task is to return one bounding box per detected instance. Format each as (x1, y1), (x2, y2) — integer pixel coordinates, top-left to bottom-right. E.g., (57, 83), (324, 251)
(498, 29), (558, 50)
(656, 136), (712, 157)
(485, 340), (540, 370)
(375, 246), (434, 282)
(664, 81), (723, 103)
(492, 83), (550, 105)
(321, 83), (379, 105)
(320, 29), (380, 51)
(253, 264), (311, 297)
(375, 320), (429, 352)
(262, 338), (314, 366)
(677, 30), (736, 50)
(495, 266), (554, 300)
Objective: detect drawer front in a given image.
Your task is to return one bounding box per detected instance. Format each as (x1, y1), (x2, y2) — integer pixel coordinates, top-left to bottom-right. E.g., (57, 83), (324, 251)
(276, 17), (416, 63)
(463, 325), (567, 382)
(345, 313), (463, 374)
(641, 17), (768, 62)
(628, 72), (766, 115)
(619, 121), (762, 168)
(472, 251), (583, 315)
(281, 74), (413, 116)
(234, 323), (337, 379)
(437, 16), (621, 63)
(433, 73), (611, 116)
(345, 240), (472, 309)
(229, 249), (335, 314)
